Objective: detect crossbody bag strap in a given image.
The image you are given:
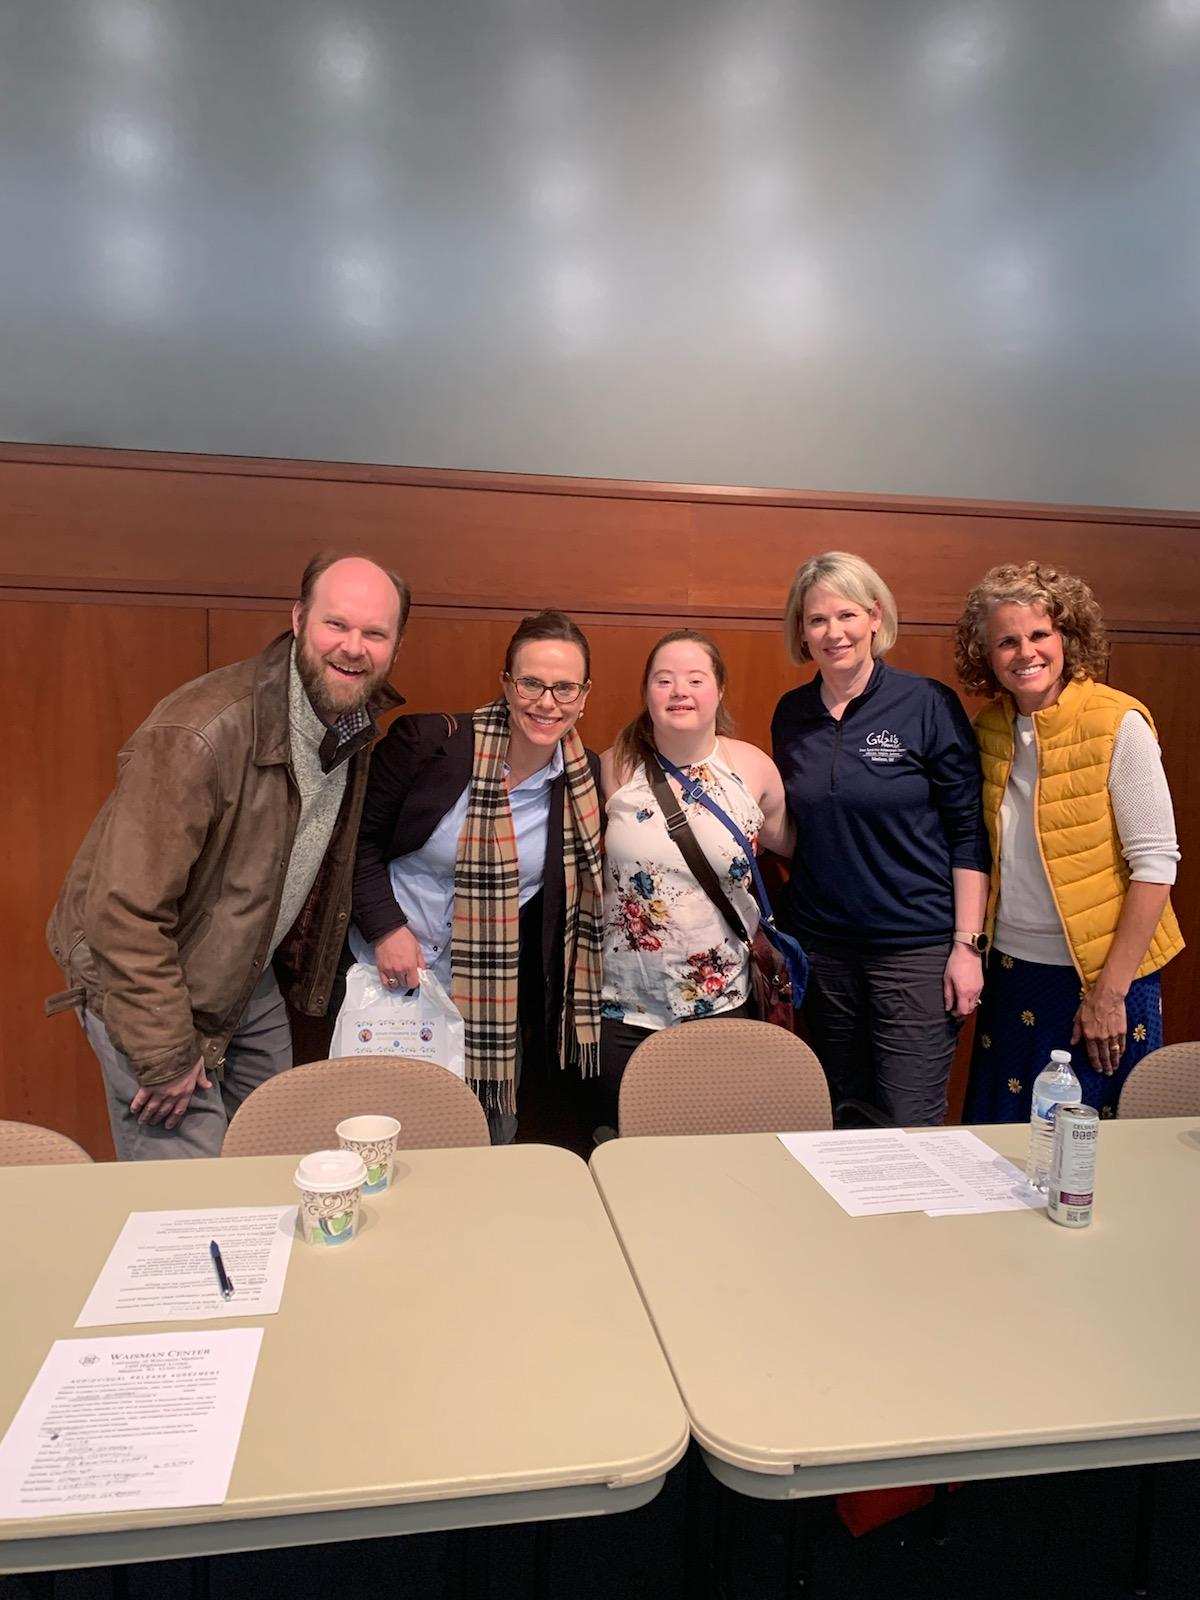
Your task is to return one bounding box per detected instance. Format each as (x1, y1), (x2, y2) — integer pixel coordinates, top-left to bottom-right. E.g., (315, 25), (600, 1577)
(643, 758), (750, 947)
(653, 750), (809, 1009)
(655, 751), (778, 922)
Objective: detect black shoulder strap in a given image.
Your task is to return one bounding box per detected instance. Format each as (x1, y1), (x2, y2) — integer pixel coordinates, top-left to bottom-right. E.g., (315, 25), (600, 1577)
(643, 758), (750, 947)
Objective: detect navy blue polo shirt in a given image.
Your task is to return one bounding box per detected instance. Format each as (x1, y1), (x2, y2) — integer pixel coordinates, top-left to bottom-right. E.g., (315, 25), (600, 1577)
(771, 660), (990, 952)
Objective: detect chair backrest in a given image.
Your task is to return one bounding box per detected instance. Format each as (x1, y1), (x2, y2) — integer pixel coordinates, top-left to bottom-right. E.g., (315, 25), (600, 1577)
(618, 1019), (832, 1137)
(0, 1119), (93, 1165)
(1117, 1042), (1200, 1119)
(221, 1057), (490, 1156)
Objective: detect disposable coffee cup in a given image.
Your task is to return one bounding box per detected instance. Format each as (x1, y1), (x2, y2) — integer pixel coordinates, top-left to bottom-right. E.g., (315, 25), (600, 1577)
(336, 1114), (401, 1195)
(293, 1149), (367, 1247)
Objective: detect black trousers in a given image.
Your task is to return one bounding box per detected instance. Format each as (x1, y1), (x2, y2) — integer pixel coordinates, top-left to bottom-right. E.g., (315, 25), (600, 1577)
(804, 942), (959, 1126)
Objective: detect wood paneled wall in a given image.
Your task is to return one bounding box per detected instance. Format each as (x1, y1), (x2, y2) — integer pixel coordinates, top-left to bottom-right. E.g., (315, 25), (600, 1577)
(2, 444), (1197, 1158)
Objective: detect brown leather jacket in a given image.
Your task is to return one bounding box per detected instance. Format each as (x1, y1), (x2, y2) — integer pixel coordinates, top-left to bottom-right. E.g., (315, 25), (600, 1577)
(46, 632), (400, 1087)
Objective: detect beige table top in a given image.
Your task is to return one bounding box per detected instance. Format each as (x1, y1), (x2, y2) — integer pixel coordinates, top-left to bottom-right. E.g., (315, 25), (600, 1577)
(0, 1145), (687, 1569)
(591, 1119), (1200, 1498)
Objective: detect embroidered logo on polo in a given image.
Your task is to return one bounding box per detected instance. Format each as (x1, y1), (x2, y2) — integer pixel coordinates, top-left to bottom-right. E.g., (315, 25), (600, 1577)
(858, 729), (908, 764)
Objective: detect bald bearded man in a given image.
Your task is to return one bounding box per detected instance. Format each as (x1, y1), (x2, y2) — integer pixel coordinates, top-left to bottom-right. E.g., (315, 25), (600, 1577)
(47, 553), (409, 1158)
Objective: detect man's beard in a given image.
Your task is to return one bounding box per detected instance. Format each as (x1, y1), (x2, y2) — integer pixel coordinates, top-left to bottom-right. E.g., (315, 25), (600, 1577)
(295, 634), (390, 720)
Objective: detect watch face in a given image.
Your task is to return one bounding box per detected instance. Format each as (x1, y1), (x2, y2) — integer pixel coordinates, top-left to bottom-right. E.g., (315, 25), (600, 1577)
(975, 933), (990, 954)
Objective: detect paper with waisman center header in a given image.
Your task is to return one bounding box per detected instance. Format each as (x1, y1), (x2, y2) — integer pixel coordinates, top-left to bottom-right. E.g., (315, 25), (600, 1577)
(76, 1207), (297, 1327)
(0, 1329), (263, 1520)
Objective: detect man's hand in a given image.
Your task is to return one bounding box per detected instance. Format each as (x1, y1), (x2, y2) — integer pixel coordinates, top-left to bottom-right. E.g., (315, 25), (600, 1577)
(375, 926), (426, 991)
(129, 1058), (211, 1129)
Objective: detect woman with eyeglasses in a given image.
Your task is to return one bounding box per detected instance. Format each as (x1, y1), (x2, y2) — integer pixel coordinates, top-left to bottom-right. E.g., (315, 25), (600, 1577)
(592, 629), (792, 1136)
(351, 610), (604, 1148)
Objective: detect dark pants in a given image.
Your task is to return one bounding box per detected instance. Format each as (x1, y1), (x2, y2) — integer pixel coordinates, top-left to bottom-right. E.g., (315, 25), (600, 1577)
(804, 943), (958, 1127)
(592, 1002), (755, 1134)
(499, 893), (594, 1155)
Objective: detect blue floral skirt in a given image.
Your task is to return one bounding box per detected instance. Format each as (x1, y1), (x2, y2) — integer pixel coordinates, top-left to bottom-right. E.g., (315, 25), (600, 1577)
(963, 952), (1163, 1123)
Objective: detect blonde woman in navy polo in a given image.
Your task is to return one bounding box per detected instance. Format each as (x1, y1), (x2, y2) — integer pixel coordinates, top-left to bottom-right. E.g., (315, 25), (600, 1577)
(771, 552), (991, 1126)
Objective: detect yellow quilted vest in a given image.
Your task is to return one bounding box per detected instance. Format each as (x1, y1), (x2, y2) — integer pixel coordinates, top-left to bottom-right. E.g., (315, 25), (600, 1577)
(975, 677), (1183, 986)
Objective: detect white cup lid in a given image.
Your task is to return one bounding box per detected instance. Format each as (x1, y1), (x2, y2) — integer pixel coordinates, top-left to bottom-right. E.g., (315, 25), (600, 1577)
(294, 1149), (367, 1193)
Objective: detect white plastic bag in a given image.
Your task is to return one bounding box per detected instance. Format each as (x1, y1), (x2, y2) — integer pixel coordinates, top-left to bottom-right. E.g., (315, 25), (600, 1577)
(330, 963), (466, 1079)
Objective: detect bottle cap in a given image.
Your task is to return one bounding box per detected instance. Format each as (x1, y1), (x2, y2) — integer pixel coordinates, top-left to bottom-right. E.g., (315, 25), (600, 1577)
(1050, 1050), (1072, 1064)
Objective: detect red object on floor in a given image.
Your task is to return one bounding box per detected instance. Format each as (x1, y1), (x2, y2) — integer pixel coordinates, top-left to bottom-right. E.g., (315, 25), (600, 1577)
(836, 1484), (959, 1537)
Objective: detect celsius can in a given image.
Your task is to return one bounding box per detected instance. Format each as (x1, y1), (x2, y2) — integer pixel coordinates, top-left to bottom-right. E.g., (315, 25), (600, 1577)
(1048, 1103), (1098, 1228)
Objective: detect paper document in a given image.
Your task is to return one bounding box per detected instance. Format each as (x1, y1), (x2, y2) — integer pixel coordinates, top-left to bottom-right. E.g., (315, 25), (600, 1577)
(77, 1207), (297, 1327)
(909, 1129), (1046, 1215)
(777, 1129), (978, 1216)
(0, 1329), (262, 1520)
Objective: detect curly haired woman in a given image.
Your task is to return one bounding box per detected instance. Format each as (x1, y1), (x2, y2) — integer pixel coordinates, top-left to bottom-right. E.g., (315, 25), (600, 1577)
(955, 561), (1183, 1121)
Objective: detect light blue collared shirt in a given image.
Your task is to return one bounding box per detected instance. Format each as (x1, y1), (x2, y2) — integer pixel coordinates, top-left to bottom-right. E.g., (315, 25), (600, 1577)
(349, 742), (564, 989)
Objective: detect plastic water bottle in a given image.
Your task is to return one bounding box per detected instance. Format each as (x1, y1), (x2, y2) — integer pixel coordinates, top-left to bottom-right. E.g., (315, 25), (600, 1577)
(1027, 1050), (1082, 1191)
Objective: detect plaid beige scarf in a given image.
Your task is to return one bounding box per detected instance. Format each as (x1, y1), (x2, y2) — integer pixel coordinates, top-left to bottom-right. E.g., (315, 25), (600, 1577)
(450, 699), (603, 1112)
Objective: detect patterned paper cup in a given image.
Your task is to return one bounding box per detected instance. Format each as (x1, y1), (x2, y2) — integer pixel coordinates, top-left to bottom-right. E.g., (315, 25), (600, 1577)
(335, 1115), (401, 1195)
(293, 1149), (367, 1247)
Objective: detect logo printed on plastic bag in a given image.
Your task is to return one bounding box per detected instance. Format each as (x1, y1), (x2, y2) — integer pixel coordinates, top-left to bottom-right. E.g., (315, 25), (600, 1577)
(331, 963), (466, 1079)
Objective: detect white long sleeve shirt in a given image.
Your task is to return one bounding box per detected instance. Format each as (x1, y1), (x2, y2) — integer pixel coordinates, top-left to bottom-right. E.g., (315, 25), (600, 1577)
(994, 711), (1179, 968)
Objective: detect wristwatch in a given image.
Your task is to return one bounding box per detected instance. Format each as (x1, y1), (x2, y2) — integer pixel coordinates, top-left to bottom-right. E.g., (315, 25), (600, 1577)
(954, 930), (990, 954)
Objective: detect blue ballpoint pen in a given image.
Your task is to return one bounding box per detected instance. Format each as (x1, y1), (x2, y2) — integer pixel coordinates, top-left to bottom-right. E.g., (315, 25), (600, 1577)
(209, 1239), (234, 1300)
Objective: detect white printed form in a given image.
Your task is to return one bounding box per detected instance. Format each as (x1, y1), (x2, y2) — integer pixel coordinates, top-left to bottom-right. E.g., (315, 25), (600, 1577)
(0, 1329), (263, 1519)
(776, 1129), (979, 1216)
(76, 1208), (297, 1328)
(909, 1129), (1045, 1215)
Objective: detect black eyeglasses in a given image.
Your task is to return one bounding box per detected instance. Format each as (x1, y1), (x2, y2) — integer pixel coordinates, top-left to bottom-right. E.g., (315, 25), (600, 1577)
(504, 673), (589, 706)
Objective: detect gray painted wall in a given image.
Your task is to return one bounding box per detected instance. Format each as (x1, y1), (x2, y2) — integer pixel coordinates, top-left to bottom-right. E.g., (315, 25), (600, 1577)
(2, 1), (1198, 507)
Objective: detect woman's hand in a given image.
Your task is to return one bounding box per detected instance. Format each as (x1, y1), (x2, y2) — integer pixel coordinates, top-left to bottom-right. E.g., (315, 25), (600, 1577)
(1068, 883), (1168, 1074)
(1072, 986), (1127, 1074)
(942, 943), (984, 1019)
(374, 926), (427, 992)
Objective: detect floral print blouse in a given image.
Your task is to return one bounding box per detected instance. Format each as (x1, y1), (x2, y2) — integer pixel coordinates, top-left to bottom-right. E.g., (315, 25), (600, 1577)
(602, 743), (763, 1029)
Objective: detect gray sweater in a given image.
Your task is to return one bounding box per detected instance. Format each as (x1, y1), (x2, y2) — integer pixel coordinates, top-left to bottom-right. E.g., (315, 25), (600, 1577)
(268, 649), (349, 956)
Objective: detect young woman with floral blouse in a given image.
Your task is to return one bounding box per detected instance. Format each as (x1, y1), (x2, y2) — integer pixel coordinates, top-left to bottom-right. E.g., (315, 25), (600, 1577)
(593, 629), (791, 1133)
